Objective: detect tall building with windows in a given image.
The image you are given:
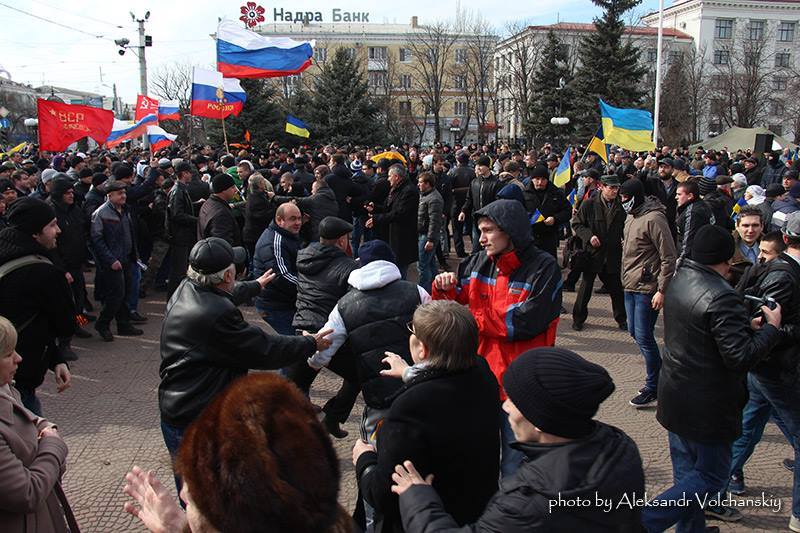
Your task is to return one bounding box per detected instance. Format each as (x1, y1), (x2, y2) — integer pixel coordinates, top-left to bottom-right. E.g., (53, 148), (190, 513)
(643, 0), (800, 140)
(256, 16), (497, 145)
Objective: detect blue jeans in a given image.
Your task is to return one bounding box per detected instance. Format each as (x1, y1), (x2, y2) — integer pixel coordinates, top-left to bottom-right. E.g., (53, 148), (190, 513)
(126, 261), (141, 312)
(642, 432), (732, 533)
(417, 236), (437, 293)
(160, 420), (186, 505)
(257, 306), (295, 336)
(499, 407), (524, 478)
(352, 216), (369, 258)
(624, 291), (661, 392)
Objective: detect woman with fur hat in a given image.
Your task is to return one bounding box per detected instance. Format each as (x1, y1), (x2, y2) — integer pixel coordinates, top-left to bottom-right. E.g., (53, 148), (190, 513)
(123, 373), (351, 533)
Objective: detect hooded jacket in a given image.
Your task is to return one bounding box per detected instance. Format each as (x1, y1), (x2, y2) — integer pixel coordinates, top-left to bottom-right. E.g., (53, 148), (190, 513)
(433, 200), (561, 397)
(293, 242), (358, 331)
(621, 197), (677, 294)
(48, 193), (87, 270)
(399, 422), (645, 533)
(675, 198), (713, 263)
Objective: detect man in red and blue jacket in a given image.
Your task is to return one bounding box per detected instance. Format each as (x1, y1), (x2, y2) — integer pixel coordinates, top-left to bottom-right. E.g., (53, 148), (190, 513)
(433, 198), (562, 477)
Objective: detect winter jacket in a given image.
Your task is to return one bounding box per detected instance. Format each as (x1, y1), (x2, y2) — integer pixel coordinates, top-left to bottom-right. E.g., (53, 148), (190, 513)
(449, 164), (476, 215)
(293, 242), (358, 331)
(242, 191), (274, 244)
(309, 260), (430, 407)
(274, 185), (339, 242)
(761, 160), (786, 188)
(357, 362), (500, 533)
(324, 164), (362, 221)
(769, 197), (800, 231)
(658, 259), (782, 443)
(48, 196), (87, 269)
(82, 187), (105, 222)
(90, 201), (137, 268)
(165, 181), (197, 246)
(0, 228), (74, 389)
(372, 178), (420, 268)
(159, 278), (316, 428)
(253, 221), (300, 310)
(675, 198), (713, 263)
(293, 168), (315, 193)
(433, 200), (561, 398)
(399, 422), (645, 533)
(432, 170), (453, 217)
(621, 197), (677, 294)
(570, 193), (626, 273)
(417, 188), (443, 244)
(744, 165), (764, 186)
(197, 194), (241, 246)
(461, 174), (502, 217)
(523, 181), (572, 257)
(702, 163), (718, 181)
(0, 385), (69, 533)
(703, 190), (735, 231)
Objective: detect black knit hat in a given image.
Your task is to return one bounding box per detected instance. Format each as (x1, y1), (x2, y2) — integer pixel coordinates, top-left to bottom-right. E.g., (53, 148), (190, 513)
(691, 224), (735, 265)
(476, 155), (492, 168)
(503, 348), (615, 439)
(6, 197), (56, 234)
(529, 165), (549, 179)
(211, 173), (236, 193)
(50, 177), (74, 199)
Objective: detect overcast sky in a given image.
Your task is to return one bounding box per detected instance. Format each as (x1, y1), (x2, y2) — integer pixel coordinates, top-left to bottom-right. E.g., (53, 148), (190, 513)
(2, 0), (661, 104)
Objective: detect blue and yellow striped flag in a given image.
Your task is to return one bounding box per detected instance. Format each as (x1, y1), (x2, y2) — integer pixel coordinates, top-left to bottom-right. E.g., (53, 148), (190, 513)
(530, 209), (545, 225)
(285, 115), (310, 138)
(567, 188), (577, 206)
(554, 147), (572, 188)
(586, 125), (610, 165)
(731, 196), (747, 220)
(599, 99), (655, 152)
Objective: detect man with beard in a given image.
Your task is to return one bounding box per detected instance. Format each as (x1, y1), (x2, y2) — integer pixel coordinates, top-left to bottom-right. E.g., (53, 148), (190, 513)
(656, 158), (679, 239)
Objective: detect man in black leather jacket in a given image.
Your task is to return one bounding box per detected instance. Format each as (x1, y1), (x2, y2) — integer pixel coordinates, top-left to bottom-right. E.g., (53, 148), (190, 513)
(642, 224), (782, 533)
(158, 237), (332, 479)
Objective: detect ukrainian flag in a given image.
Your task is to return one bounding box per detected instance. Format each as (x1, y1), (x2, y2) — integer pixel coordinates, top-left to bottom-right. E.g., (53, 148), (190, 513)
(530, 209), (545, 225)
(285, 115), (310, 138)
(599, 99), (655, 152)
(731, 196), (747, 220)
(587, 125), (610, 164)
(567, 188), (577, 206)
(554, 147), (572, 188)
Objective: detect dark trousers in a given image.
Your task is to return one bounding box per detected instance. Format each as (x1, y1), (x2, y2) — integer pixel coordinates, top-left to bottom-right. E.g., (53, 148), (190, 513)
(67, 267), (86, 314)
(160, 420), (186, 505)
(142, 238), (169, 292)
(284, 360), (361, 424)
(97, 263), (132, 330)
(572, 269), (626, 326)
(564, 267), (582, 289)
(167, 244), (191, 298)
(452, 211), (466, 255)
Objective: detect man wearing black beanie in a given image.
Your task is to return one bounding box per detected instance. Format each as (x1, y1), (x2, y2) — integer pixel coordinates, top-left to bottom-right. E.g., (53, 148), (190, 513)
(642, 223), (783, 532)
(197, 174), (241, 246)
(392, 347), (646, 532)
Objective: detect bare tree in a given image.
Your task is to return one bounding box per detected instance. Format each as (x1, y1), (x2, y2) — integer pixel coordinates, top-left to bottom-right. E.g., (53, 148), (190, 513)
(460, 15), (497, 143)
(406, 20), (461, 143)
(683, 44), (707, 142)
(150, 61), (202, 142)
(495, 21), (541, 145)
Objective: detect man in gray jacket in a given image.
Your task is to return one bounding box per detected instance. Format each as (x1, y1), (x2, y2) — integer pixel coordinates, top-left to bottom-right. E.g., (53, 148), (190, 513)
(416, 172), (443, 293)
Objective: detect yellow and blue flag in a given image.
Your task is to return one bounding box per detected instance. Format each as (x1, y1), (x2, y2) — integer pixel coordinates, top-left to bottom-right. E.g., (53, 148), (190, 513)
(285, 115), (310, 138)
(554, 147), (572, 188)
(530, 209), (545, 225)
(599, 99), (655, 152)
(567, 188), (577, 206)
(586, 125), (610, 164)
(731, 196), (747, 220)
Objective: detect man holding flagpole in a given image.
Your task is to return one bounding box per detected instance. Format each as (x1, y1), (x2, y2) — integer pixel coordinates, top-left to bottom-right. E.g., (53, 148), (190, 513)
(522, 165), (572, 259)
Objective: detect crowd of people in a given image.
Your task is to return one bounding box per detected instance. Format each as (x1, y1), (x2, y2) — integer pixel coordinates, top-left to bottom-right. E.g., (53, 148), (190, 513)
(0, 137), (798, 533)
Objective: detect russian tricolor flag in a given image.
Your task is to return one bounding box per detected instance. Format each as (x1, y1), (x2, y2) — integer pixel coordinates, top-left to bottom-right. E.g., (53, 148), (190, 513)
(106, 114), (158, 148)
(158, 101), (180, 121)
(147, 125), (177, 152)
(190, 68), (246, 119)
(216, 19), (314, 79)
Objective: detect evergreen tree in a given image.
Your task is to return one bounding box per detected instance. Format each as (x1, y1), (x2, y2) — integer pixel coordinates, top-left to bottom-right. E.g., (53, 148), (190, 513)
(207, 79), (282, 149)
(307, 48), (383, 145)
(571, 0), (648, 140)
(527, 30), (575, 148)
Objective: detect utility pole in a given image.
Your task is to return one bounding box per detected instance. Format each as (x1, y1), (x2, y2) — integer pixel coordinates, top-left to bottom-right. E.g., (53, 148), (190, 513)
(131, 11), (151, 148)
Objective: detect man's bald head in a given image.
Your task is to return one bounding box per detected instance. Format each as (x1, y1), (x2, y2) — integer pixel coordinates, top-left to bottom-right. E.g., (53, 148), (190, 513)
(276, 202), (302, 235)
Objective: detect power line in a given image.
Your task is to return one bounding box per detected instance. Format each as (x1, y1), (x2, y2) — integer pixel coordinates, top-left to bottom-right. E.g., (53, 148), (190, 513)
(27, 0), (131, 30)
(0, 1), (115, 42)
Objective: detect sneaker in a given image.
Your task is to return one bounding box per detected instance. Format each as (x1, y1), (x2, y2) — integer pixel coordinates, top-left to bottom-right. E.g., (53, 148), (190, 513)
(629, 390), (657, 408)
(784, 458), (795, 472)
(322, 415), (349, 439)
(117, 324), (144, 336)
(790, 514), (800, 532)
(704, 504), (743, 522)
(571, 322), (584, 331)
(728, 472), (746, 495)
(95, 325), (114, 342)
(128, 311), (148, 324)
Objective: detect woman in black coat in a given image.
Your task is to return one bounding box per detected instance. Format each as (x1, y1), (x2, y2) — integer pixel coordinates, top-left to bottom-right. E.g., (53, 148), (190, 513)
(353, 301), (500, 533)
(242, 173), (274, 260)
(368, 169), (419, 277)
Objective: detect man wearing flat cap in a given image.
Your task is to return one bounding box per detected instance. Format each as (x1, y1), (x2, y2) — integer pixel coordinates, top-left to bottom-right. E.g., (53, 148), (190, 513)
(197, 174), (241, 246)
(393, 347), (646, 532)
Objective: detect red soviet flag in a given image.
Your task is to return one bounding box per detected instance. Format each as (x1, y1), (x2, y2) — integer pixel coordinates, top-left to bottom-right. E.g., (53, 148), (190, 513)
(37, 99), (114, 151)
(135, 94), (159, 121)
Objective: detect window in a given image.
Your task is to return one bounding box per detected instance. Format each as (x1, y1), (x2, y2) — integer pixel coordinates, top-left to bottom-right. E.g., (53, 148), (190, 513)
(368, 71), (387, 87)
(343, 47), (356, 59)
(399, 101), (411, 115)
(455, 48), (467, 64)
(647, 48), (657, 62)
(399, 48), (412, 62)
(314, 47), (327, 62)
(779, 22), (796, 42)
(771, 101), (786, 116)
(713, 49), (730, 65)
(454, 101), (467, 115)
(776, 52), (791, 67)
(748, 20), (765, 41)
(454, 74), (466, 89)
(715, 19), (733, 39)
(769, 124), (784, 136)
(773, 76), (788, 90)
(668, 50), (684, 63)
(368, 46), (387, 60)
(399, 74), (412, 89)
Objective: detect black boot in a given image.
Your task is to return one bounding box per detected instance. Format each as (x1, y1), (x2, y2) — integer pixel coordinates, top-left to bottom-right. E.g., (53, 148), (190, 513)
(322, 414), (348, 439)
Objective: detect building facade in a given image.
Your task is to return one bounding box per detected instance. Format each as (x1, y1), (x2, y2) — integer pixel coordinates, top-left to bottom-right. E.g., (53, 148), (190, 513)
(256, 17), (497, 145)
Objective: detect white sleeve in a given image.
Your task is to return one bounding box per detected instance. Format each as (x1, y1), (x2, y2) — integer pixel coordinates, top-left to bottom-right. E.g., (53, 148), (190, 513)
(418, 286), (432, 304)
(308, 305), (348, 369)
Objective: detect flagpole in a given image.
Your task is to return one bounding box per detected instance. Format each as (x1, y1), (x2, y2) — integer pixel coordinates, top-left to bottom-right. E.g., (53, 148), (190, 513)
(221, 115), (229, 154)
(652, 0), (665, 147)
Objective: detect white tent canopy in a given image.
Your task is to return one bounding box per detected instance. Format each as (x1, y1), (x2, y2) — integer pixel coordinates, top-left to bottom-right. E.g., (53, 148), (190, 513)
(691, 126), (797, 153)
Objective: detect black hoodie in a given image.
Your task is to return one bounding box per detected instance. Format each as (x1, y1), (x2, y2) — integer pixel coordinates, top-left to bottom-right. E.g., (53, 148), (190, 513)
(292, 242), (358, 331)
